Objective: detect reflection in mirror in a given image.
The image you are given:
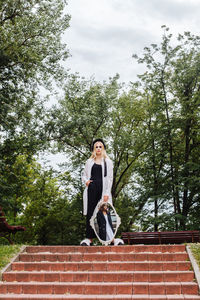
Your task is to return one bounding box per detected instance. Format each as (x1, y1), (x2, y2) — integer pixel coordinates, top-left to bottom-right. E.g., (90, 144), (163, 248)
(90, 200), (121, 245)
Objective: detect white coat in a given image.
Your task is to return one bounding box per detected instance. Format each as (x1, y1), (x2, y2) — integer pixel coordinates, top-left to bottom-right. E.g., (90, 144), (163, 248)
(82, 157), (113, 215)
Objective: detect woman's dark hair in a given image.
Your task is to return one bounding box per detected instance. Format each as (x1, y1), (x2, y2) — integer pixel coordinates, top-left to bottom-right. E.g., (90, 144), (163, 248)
(100, 203), (108, 212)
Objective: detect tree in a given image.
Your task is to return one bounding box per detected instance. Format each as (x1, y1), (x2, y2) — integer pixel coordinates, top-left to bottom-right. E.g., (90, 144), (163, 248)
(46, 28), (200, 234)
(133, 27), (200, 230)
(0, 0), (70, 208)
(46, 75), (148, 233)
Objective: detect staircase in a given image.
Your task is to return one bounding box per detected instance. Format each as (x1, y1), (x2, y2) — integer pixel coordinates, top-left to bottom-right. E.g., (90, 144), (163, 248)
(0, 244), (200, 299)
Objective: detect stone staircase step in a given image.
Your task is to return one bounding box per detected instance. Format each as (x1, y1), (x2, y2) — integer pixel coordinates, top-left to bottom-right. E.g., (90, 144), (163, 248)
(25, 245), (187, 253)
(11, 261), (191, 271)
(2, 271), (194, 282)
(18, 252), (188, 262)
(0, 244), (199, 299)
(0, 294), (199, 300)
(0, 282), (199, 295)
(0, 295), (200, 300)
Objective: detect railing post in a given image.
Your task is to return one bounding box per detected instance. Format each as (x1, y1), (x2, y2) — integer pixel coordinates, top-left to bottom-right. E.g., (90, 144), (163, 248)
(128, 233), (130, 245)
(158, 232), (161, 244)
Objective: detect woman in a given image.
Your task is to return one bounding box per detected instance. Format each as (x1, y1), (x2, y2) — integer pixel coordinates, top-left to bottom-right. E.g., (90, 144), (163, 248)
(80, 138), (113, 246)
(97, 203), (114, 242)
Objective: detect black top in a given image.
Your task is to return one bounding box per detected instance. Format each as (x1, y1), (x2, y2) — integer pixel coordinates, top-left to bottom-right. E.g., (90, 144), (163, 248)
(90, 163), (102, 183)
(97, 210), (114, 241)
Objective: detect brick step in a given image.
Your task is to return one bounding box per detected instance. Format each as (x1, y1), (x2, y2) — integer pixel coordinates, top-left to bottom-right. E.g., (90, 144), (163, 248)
(11, 261), (191, 271)
(25, 245), (186, 254)
(2, 271), (194, 282)
(19, 252), (188, 262)
(0, 282), (198, 295)
(0, 295), (200, 300)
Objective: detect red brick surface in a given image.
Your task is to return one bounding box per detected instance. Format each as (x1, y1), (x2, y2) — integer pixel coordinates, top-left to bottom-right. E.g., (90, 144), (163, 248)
(0, 244), (199, 299)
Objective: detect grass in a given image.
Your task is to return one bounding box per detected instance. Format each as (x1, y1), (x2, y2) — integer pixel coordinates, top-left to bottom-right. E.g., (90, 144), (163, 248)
(0, 244), (22, 271)
(190, 243), (200, 268)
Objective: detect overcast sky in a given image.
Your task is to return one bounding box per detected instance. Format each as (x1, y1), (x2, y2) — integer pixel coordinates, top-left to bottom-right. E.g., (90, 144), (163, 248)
(63, 0), (200, 83)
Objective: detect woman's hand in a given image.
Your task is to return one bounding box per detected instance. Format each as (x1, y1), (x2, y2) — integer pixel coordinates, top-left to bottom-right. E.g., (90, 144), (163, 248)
(86, 180), (93, 187)
(103, 195), (109, 202)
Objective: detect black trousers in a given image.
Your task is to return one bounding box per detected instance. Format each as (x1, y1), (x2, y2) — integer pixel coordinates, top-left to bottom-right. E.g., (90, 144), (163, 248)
(86, 180), (102, 239)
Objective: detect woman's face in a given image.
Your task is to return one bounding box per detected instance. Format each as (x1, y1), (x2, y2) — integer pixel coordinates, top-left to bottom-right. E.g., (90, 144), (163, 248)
(102, 204), (108, 212)
(94, 142), (103, 156)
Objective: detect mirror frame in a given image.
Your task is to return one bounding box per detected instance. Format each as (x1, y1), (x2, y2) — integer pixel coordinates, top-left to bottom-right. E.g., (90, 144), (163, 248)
(90, 200), (121, 245)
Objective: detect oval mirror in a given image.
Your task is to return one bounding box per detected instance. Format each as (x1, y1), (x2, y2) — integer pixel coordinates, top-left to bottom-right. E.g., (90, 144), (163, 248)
(90, 200), (121, 245)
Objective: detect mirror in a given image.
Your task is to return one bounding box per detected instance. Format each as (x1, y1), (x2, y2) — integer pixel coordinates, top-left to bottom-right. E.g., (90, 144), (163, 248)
(90, 200), (121, 245)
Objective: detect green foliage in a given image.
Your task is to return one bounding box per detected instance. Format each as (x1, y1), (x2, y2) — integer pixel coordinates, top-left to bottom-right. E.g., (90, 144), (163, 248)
(0, 0), (70, 226)
(0, 0), (69, 91)
(132, 27), (200, 231)
(0, 0), (70, 148)
(1, 154), (85, 245)
(1, 17), (200, 244)
(47, 74), (118, 157)
(48, 74), (146, 199)
(115, 193), (140, 234)
(47, 30), (200, 232)
(0, 0), (70, 142)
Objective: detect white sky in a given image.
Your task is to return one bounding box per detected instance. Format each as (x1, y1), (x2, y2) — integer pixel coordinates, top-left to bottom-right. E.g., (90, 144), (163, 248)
(41, 0), (200, 169)
(63, 0), (200, 83)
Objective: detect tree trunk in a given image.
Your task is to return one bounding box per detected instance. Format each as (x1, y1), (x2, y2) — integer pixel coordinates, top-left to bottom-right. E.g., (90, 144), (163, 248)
(180, 116), (191, 230)
(161, 71), (179, 230)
